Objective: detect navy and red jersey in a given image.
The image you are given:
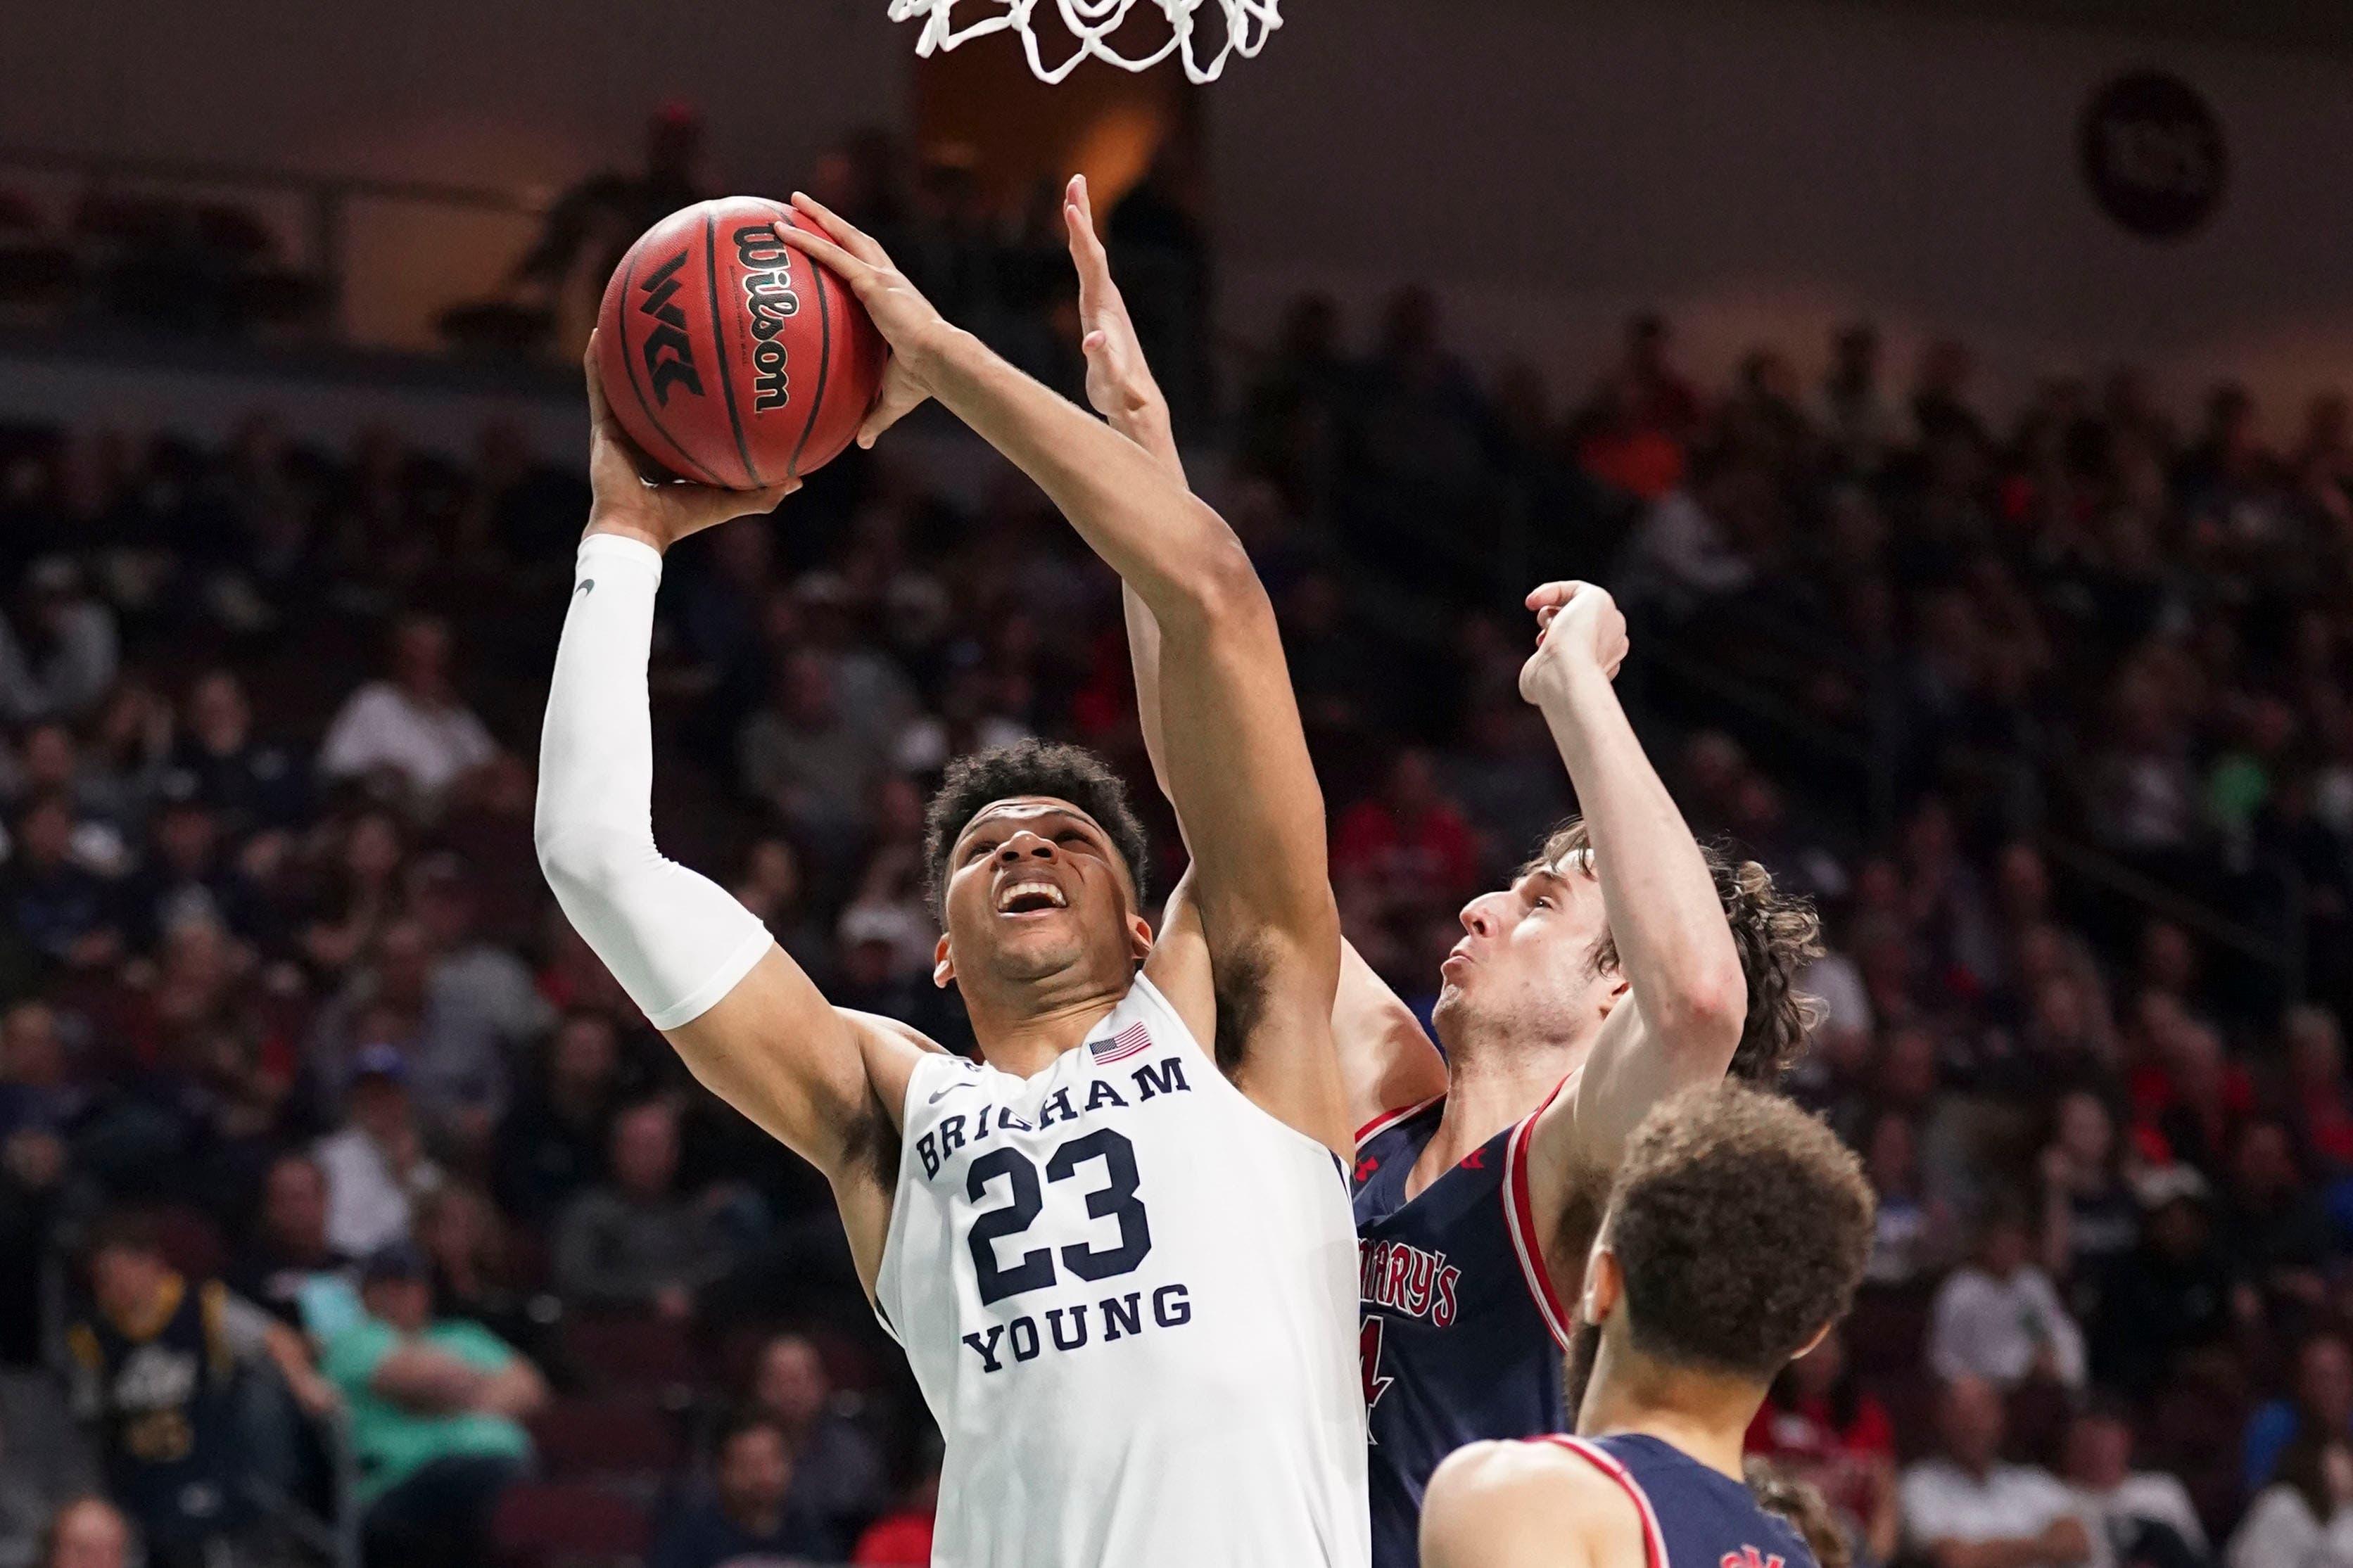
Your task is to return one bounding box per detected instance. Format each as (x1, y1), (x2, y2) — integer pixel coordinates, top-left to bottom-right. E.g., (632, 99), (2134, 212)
(1353, 1093), (1576, 1568)
(1533, 1432), (1820, 1568)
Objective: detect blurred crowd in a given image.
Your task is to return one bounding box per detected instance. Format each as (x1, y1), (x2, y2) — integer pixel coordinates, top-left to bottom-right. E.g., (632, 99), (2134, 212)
(1, 124), (2352, 1568)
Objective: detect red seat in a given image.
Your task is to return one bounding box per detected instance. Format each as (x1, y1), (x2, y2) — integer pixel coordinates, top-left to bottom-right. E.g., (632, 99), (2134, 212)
(492, 1482), (649, 1568)
(560, 1313), (701, 1396)
(526, 1398), (683, 1479)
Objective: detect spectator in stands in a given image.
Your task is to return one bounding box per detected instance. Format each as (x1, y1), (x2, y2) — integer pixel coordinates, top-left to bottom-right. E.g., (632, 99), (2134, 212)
(321, 1243), (543, 1568)
(314, 919), (510, 1148)
(34, 1499), (130, 1568)
(1820, 324), (1896, 472)
(2093, 1165), (2251, 1401)
(751, 1333), (887, 1551)
(317, 616), (496, 808)
(2228, 1424), (2353, 1568)
(494, 1009), (621, 1224)
(1930, 1204), (2086, 1391)
(114, 784), (265, 955)
(63, 1213), (334, 1568)
(227, 1152), (357, 1335)
(2246, 1333), (2353, 1498)
(1901, 1375), (2091, 1568)
(167, 670), (307, 834)
(413, 1185), (531, 1349)
(0, 559), (119, 725)
(650, 1415), (835, 1568)
(1861, 1108), (1951, 1287)
(407, 854), (550, 1062)
(2039, 1092), (2141, 1308)
(1, 794), (120, 972)
(2222, 1121), (2336, 1323)
(298, 810), (406, 976)
(552, 1099), (740, 1320)
(2062, 1401), (2209, 1568)
(1331, 748), (1481, 911)
(514, 104), (705, 323)
(737, 651), (887, 864)
(1744, 1325), (1899, 1566)
(314, 1046), (444, 1257)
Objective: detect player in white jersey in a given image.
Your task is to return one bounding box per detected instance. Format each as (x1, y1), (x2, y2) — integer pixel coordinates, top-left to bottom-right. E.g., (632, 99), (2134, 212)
(538, 195), (1366, 1567)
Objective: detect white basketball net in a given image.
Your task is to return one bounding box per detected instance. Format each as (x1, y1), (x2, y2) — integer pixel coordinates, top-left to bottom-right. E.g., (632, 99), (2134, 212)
(887, 0), (1281, 84)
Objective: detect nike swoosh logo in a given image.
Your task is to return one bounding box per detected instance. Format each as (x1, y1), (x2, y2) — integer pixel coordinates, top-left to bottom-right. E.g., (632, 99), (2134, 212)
(576, 579), (595, 596)
(928, 1082), (977, 1105)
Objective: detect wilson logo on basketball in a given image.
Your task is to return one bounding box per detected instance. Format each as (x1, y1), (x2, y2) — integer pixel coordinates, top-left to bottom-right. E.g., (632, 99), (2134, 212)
(734, 224), (801, 412)
(636, 250), (704, 405)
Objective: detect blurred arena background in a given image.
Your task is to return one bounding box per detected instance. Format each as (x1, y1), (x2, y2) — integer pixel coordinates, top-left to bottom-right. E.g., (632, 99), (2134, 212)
(1, 2), (2352, 1567)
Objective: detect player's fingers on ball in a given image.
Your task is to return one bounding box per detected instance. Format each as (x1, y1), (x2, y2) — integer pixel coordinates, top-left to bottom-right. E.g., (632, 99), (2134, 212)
(790, 191), (889, 266)
(770, 219), (857, 279)
(582, 334), (613, 420)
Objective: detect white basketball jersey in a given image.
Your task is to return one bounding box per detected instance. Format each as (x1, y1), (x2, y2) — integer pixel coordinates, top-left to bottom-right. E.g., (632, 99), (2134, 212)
(875, 973), (1370, 1568)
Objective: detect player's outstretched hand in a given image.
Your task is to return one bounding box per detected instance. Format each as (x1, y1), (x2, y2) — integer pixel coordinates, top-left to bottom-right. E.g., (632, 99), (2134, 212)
(583, 336), (796, 552)
(772, 194), (946, 451)
(1518, 580), (1629, 708)
(1065, 174), (1173, 455)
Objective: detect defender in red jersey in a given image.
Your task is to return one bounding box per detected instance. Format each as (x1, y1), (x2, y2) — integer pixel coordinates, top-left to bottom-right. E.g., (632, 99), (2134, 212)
(1421, 1083), (1875, 1568)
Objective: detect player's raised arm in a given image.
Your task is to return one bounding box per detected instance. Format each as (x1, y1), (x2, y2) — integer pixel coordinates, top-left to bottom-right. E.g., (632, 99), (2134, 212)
(1510, 585), (1753, 1211)
(1063, 179), (1448, 1138)
(1511, 584), (1796, 1225)
(534, 346), (926, 1289)
(774, 192), (1352, 1157)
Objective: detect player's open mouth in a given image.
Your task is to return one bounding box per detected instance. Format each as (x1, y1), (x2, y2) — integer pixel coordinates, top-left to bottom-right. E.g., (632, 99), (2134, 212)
(996, 880), (1070, 916)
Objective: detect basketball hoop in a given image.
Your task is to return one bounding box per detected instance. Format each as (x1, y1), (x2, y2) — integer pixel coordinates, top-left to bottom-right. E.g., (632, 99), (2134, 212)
(886, 0), (1281, 84)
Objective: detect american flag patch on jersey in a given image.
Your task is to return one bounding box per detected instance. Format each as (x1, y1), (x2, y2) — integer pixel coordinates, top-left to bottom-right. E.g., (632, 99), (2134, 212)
(1090, 1023), (1152, 1064)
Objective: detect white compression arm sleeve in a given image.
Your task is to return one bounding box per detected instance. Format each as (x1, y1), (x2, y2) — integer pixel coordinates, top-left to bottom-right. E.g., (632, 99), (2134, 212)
(535, 534), (773, 1030)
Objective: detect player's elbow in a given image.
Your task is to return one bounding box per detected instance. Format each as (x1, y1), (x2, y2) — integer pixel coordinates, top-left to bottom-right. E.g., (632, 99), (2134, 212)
(1652, 958), (1748, 1063)
(1158, 525), (1271, 632)
(535, 822), (646, 914)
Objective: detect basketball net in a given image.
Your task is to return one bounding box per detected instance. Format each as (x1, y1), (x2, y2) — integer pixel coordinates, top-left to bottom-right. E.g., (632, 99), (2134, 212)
(887, 0), (1281, 84)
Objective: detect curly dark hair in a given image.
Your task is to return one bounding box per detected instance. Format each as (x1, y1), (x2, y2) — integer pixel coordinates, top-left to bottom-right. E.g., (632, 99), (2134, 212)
(1533, 821), (1824, 1081)
(1606, 1082), (1875, 1379)
(1745, 1460), (1851, 1568)
(923, 740), (1151, 922)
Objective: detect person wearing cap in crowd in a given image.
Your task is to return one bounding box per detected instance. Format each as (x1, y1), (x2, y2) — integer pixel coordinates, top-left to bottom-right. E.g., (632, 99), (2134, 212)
(64, 1212), (336, 1568)
(312, 1045), (443, 1258)
(319, 1242), (544, 1568)
(2091, 1165), (2257, 1401)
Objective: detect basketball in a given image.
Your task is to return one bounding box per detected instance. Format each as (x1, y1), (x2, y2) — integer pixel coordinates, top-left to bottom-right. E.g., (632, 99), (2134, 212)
(594, 196), (887, 489)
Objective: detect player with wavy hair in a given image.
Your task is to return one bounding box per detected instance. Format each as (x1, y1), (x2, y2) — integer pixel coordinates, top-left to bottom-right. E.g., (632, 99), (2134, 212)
(1064, 172), (1822, 1565)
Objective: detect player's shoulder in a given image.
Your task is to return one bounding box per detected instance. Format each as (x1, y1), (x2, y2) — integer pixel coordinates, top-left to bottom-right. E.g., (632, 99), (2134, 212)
(1423, 1440), (1635, 1568)
(1425, 1439), (1637, 1524)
